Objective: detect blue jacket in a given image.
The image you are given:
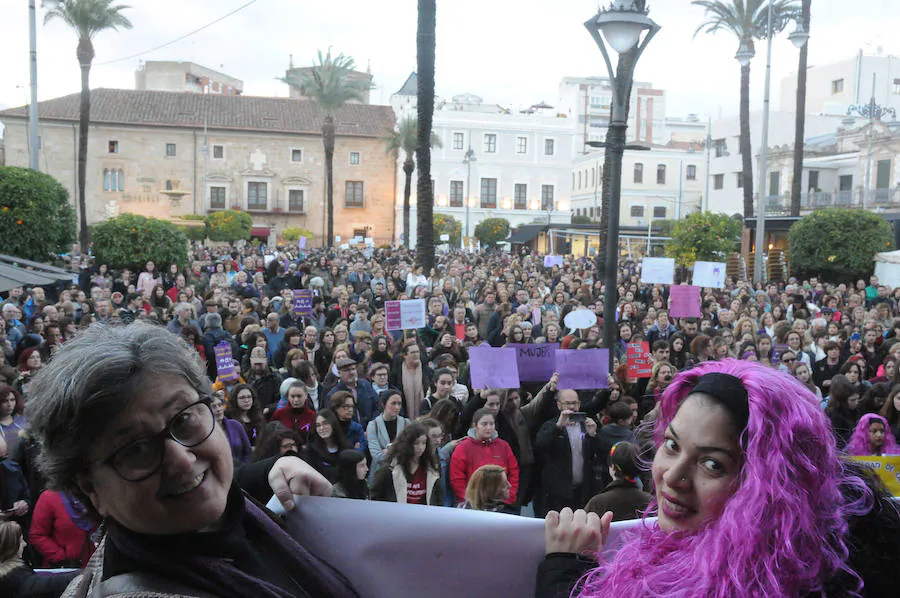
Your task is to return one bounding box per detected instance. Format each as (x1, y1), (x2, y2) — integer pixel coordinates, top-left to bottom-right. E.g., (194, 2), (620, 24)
(0, 459), (31, 511)
(326, 380), (379, 427)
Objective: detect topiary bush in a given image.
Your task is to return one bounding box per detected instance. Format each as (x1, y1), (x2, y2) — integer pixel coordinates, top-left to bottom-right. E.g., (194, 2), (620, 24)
(474, 217), (511, 248)
(0, 166), (76, 261)
(789, 208), (893, 281)
(91, 213), (188, 270)
(207, 210), (252, 242)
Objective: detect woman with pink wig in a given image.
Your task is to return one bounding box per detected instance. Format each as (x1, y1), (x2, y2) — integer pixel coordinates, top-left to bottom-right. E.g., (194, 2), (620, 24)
(537, 359), (900, 597)
(846, 413), (900, 457)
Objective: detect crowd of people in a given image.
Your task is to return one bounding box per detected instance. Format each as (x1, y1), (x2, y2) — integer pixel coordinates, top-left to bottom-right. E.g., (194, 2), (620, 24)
(0, 241), (897, 596)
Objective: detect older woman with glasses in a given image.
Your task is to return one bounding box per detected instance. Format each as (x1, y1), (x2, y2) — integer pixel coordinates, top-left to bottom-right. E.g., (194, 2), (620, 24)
(26, 323), (356, 597)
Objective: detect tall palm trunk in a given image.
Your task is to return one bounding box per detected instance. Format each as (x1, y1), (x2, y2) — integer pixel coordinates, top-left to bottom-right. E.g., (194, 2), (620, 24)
(415, 0), (436, 271)
(323, 116), (335, 247)
(402, 158), (414, 248)
(790, 0), (811, 217)
(76, 38), (94, 251)
(739, 60), (754, 218)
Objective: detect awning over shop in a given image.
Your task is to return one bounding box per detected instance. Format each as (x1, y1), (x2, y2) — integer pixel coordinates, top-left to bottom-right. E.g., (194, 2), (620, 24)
(506, 224), (546, 245)
(250, 227), (271, 238)
(0, 254), (76, 293)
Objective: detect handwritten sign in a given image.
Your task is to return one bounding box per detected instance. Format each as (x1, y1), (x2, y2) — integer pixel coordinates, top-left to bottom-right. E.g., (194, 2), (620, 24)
(626, 342), (652, 378)
(468, 347), (521, 389)
(668, 285), (702, 318)
(692, 261), (726, 288)
(292, 289), (313, 316)
(385, 299), (427, 331)
(214, 341), (238, 382)
(543, 255), (564, 268)
(555, 349), (609, 390)
(509, 344), (557, 382)
(850, 456), (900, 497)
(640, 257), (675, 285)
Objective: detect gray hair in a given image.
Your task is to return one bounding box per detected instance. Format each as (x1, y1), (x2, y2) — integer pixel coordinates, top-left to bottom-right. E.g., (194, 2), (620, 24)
(205, 312), (223, 329)
(25, 323), (210, 514)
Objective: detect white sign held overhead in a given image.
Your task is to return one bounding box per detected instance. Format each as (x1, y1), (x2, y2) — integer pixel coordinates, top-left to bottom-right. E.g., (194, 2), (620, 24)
(692, 261), (727, 289)
(440, 234), (450, 242)
(640, 257), (676, 285)
(563, 308), (598, 331)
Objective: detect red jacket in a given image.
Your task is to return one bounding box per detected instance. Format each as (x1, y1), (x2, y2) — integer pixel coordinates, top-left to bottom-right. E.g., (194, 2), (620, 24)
(271, 406), (317, 444)
(449, 435), (519, 504)
(29, 490), (96, 567)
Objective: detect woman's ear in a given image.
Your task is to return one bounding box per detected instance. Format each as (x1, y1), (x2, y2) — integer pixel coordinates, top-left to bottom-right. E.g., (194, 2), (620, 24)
(76, 473), (107, 517)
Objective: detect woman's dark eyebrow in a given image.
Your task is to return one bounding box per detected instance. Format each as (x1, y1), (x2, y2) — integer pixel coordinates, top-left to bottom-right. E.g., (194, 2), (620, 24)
(668, 424), (736, 458)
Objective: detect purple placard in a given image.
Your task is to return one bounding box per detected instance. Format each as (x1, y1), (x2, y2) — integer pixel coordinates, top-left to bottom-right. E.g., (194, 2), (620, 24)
(292, 289), (313, 316)
(555, 349), (609, 390)
(509, 343), (557, 382)
(214, 341), (237, 382)
(298, 236), (307, 250)
(668, 285), (702, 318)
(468, 346), (521, 389)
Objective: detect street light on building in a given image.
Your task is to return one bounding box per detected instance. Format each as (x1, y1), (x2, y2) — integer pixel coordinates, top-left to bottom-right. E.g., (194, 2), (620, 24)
(584, 0), (660, 370)
(463, 147), (476, 242)
(846, 75), (896, 209)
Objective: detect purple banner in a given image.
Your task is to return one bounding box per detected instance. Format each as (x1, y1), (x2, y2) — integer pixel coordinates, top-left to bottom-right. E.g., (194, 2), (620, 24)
(468, 346), (521, 389)
(509, 343), (557, 382)
(214, 341), (238, 382)
(555, 349), (609, 390)
(293, 289), (313, 316)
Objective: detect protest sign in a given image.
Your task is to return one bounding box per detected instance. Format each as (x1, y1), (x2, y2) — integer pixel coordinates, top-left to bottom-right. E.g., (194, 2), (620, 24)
(850, 456), (900, 496)
(213, 341), (237, 382)
(668, 285), (702, 318)
(692, 261), (726, 288)
(468, 347), (520, 389)
(385, 299), (427, 331)
(563, 308), (597, 332)
(440, 234), (450, 242)
(640, 257), (675, 285)
(626, 342), (653, 378)
(298, 236), (307, 250)
(556, 349), (609, 390)
(772, 343), (789, 363)
(292, 289), (313, 316)
(543, 255), (564, 268)
(509, 344), (557, 382)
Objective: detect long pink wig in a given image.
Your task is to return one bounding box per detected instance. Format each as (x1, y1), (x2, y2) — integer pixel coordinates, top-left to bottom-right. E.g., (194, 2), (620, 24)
(578, 359), (873, 597)
(846, 413), (900, 456)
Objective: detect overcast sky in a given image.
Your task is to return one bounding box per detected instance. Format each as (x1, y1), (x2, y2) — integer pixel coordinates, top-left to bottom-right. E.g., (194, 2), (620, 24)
(0, 0), (898, 124)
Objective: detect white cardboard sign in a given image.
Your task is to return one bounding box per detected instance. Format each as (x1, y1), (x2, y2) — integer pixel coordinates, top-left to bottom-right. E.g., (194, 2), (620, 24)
(692, 261), (727, 289)
(640, 257), (675, 285)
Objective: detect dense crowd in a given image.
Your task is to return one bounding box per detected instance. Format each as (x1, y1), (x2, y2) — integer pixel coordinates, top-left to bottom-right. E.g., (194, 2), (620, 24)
(0, 242), (898, 597)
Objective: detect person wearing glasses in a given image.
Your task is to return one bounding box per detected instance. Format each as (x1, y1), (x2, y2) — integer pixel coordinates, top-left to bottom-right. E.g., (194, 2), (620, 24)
(25, 323), (357, 597)
(328, 390), (367, 452)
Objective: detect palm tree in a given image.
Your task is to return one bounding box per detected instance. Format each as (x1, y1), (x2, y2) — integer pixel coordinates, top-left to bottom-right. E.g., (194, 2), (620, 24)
(286, 50), (368, 247)
(693, 0), (796, 219)
(385, 115), (441, 249)
(790, 0), (810, 217)
(44, 0), (132, 252)
(416, 0), (437, 271)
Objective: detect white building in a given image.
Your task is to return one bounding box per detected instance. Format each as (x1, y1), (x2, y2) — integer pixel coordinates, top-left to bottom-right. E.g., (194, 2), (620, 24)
(391, 76), (577, 246)
(135, 61), (243, 96)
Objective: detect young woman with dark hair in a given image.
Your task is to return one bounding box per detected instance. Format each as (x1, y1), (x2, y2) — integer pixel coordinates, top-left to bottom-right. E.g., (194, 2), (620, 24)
(826, 374), (862, 448)
(584, 441), (651, 522)
(331, 450), (369, 500)
(880, 387), (900, 441)
(302, 410), (351, 484)
(370, 423), (442, 505)
(225, 384), (265, 446)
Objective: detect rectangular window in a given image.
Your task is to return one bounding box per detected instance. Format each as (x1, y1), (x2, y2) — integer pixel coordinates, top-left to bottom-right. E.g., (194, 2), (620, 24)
(544, 139), (555, 156)
(453, 132), (464, 150)
(449, 180), (464, 207)
(209, 186), (226, 209)
(514, 183), (527, 210)
(212, 145), (224, 159)
(712, 139), (726, 158)
(894, 79), (900, 95)
(808, 170), (820, 191)
(288, 189), (305, 212)
(166, 143), (176, 157)
(103, 169), (125, 192)
(657, 164), (666, 185)
(686, 165), (697, 180)
(876, 159), (892, 189)
(345, 181), (364, 207)
(349, 151), (361, 165)
(480, 178), (497, 208)
(653, 206), (667, 219)
(832, 78), (845, 94)
(736, 173), (744, 188)
(291, 149), (303, 162)
(541, 185), (555, 210)
(247, 182), (267, 210)
(516, 136), (528, 154)
(630, 205), (644, 218)
(108, 140), (119, 154)
(714, 174), (724, 190)
(634, 163), (644, 183)
(769, 171), (780, 196)
(484, 134), (497, 153)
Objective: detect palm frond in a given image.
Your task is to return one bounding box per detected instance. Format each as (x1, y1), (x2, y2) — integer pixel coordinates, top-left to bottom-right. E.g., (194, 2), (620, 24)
(44, 0), (132, 40)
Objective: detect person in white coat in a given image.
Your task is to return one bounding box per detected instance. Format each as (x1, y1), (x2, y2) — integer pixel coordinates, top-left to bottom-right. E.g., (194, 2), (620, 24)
(365, 389), (409, 482)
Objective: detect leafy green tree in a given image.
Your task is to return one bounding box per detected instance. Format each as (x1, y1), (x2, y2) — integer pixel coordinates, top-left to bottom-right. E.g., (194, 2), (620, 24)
(665, 212), (742, 267)
(44, 0), (132, 250)
(474, 218), (510, 248)
(280, 227), (315, 243)
(283, 50), (369, 247)
(178, 214), (208, 242)
(385, 115), (441, 248)
(789, 209), (892, 280)
(571, 215), (593, 224)
(206, 210), (252, 242)
(0, 167), (76, 261)
(91, 214), (187, 270)
(433, 213), (462, 247)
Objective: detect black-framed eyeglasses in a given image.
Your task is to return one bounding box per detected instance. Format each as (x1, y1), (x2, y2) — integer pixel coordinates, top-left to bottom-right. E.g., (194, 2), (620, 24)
(99, 398), (216, 482)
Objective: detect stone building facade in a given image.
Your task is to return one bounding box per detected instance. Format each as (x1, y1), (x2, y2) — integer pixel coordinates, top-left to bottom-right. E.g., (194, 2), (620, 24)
(0, 89), (397, 246)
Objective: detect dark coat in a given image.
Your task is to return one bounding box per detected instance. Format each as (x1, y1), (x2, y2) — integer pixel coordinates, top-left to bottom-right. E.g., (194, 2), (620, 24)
(0, 561), (78, 598)
(534, 420), (600, 512)
(202, 327), (239, 381)
(584, 479), (652, 522)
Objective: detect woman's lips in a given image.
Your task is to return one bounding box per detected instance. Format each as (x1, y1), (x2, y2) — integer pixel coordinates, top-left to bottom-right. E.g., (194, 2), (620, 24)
(660, 492), (695, 518)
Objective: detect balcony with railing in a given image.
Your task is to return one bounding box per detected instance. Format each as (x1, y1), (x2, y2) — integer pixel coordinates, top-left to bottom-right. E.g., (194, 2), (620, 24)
(763, 187), (900, 215)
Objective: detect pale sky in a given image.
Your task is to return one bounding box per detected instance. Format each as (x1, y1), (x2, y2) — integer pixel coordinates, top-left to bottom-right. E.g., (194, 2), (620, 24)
(0, 0), (898, 124)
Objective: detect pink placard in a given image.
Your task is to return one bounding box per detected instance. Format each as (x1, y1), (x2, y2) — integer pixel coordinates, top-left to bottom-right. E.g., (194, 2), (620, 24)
(668, 285), (702, 318)
(385, 301), (403, 331)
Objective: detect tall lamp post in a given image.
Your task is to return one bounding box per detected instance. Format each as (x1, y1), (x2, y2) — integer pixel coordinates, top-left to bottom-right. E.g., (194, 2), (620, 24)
(585, 1), (659, 370)
(846, 75), (896, 208)
(463, 147), (476, 244)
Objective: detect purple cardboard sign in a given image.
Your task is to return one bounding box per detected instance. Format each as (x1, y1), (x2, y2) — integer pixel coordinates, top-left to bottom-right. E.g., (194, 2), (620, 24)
(298, 236), (307, 250)
(214, 341), (238, 382)
(468, 347), (521, 389)
(509, 344), (557, 382)
(292, 289), (313, 316)
(555, 349), (609, 390)
(668, 285), (702, 318)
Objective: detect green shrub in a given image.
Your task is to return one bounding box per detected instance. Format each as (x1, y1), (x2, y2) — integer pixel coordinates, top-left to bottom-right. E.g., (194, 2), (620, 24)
(91, 214), (188, 270)
(664, 212), (742, 267)
(206, 210), (252, 242)
(0, 166), (76, 260)
(433, 213), (462, 247)
(281, 227), (315, 242)
(179, 214), (208, 242)
(474, 217), (510, 248)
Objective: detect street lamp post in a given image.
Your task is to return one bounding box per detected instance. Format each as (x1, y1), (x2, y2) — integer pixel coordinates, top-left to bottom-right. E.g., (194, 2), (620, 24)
(847, 75), (896, 208)
(752, 0), (775, 284)
(28, 0), (40, 171)
(463, 147), (476, 245)
(585, 1), (660, 371)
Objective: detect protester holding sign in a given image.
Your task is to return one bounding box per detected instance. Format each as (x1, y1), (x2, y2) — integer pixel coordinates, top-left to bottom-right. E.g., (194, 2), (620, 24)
(846, 413), (900, 456)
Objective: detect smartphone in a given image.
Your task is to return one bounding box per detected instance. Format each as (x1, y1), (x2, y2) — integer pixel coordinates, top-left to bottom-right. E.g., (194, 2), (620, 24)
(568, 412), (587, 423)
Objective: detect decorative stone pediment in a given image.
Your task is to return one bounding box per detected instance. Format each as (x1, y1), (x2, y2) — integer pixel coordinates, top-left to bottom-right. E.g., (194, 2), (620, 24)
(207, 174), (233, 182)
(282, 176), (312, 185)
(239, 168), (277, 178)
